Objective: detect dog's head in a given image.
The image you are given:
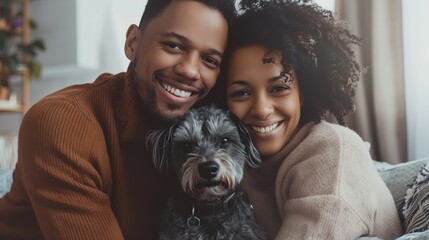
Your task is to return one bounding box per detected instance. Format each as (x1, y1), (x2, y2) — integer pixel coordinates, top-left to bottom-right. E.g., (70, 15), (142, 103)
(147, 105), (261, 201)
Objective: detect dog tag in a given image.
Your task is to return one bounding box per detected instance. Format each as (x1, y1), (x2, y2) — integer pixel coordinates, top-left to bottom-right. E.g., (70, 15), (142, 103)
(187, 215), (201, 227)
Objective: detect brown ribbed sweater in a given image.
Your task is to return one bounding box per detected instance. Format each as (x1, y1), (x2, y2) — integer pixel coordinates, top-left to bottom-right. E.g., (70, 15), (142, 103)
(0, 66), (169, 239)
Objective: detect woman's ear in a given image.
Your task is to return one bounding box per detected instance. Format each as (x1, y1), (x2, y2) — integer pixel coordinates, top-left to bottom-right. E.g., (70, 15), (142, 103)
(124, 24), (141, 61)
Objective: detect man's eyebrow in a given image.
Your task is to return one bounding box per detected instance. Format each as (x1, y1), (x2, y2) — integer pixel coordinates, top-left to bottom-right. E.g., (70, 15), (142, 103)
(160, 32), (223, 58)
(161, 32), (191, 44)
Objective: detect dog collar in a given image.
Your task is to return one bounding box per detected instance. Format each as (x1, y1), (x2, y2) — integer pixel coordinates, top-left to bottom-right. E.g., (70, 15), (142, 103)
(193, 191), (242, 217)
(184, 190), (244, 227)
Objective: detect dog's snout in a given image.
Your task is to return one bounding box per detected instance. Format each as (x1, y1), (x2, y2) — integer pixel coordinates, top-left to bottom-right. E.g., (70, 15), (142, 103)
(198, 161), (219, 180)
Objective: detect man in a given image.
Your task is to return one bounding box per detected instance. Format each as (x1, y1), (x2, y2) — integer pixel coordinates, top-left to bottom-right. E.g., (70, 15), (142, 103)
(0, 0), (234, 239)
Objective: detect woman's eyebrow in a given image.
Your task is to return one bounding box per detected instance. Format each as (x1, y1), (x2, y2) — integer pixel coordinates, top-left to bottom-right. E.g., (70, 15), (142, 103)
(228, 80), (249, 87)
(229, 74), (286, 87)
(269, 74), (287, 83)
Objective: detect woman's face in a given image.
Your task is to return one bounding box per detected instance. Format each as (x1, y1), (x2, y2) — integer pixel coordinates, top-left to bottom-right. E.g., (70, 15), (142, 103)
(227, 45), (302, 158)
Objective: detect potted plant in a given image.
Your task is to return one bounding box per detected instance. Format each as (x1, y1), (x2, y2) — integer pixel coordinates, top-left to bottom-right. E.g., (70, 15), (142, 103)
(0, 0), (45, 101)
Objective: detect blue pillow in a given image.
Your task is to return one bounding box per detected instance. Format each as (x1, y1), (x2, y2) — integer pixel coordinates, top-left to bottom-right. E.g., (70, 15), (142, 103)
(401, 162), (429, 233)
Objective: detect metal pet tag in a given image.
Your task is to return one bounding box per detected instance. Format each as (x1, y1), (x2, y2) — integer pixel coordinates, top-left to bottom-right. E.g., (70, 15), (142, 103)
(187, 204), (201, 227)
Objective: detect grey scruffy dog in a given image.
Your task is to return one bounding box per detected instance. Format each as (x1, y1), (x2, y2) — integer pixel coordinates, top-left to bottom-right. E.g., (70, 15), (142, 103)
(147, 105), (266, 240)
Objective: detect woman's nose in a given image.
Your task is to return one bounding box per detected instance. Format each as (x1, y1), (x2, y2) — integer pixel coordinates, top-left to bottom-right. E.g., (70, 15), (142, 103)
(174, 54), (200, 81)
(250, 96), (274, 119)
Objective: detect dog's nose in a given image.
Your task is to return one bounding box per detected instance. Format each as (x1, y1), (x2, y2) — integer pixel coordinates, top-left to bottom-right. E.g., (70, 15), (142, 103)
(198, 161), (219, 180)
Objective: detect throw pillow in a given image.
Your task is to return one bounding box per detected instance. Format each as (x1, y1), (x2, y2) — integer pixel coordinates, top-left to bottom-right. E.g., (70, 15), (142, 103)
(402, 161), (429, 233)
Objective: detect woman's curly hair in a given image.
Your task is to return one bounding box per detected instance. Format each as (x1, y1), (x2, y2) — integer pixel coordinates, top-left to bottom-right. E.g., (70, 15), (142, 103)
(217, 0), (362, 126)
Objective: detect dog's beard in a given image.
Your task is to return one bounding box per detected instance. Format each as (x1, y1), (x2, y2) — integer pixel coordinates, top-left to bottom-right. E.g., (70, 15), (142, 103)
(179, 154), (243, 201)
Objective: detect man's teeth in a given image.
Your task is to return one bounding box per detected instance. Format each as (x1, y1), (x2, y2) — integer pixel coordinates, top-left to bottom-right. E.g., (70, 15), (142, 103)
(162, 83), (192, 98)
(252, 123), (279, 133)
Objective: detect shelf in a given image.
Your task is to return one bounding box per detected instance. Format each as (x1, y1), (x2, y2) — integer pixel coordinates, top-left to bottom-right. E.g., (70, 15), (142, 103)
(0, 28), (22, 36)
(0, 0), (30, 115)
(0, 101), (24, 112)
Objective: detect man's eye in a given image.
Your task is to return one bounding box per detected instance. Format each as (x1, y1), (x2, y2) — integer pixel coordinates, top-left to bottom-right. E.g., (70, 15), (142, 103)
(161, 41), (183, 51)
(202, 56), (220, 68)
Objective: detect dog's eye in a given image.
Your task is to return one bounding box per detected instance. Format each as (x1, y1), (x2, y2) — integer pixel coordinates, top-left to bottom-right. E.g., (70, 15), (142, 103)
(184, 142), (192, 150)
(175, 141), (192, 151)
(220, 138), (229, 145)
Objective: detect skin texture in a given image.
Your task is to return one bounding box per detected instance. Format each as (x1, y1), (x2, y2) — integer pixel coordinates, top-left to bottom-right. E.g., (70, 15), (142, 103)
(227, 45), (302, 158)
(124, 0), (228, 121)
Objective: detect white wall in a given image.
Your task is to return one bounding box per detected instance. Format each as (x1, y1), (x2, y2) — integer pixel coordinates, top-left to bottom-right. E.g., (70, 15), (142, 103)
(0, 0), (147, 133)
(403, 0), (429, 160)
(1, 0), (428, 160)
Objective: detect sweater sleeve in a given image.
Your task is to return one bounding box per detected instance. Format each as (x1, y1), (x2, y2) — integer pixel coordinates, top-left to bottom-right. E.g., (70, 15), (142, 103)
(275, 195), (368, 240)
(274, 124), (375, 240)
(17, 99), (123, 240)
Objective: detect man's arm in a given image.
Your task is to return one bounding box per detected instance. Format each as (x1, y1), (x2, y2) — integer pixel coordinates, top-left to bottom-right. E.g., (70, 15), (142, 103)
(18, 99), (123, 240)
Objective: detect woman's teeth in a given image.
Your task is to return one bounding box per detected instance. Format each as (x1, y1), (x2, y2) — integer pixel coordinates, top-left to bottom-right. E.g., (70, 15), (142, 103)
(252, 123), (279, 133)
(162, 83), (192, 98)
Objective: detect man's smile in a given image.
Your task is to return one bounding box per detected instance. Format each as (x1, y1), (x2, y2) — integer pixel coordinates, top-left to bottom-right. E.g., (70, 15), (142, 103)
(161, 82), (192, 98)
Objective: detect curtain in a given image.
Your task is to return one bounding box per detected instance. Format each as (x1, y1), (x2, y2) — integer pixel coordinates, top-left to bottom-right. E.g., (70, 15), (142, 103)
(335, 0), (407, 164)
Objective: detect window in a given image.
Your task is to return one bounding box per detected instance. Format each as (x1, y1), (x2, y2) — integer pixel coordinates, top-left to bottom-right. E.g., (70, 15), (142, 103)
(402, 0), (429, 160)
(313, 0), (335, 11)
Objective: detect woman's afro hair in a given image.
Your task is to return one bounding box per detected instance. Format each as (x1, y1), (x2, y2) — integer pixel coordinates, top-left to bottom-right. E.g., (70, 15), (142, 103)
(219, 0), (362, 126)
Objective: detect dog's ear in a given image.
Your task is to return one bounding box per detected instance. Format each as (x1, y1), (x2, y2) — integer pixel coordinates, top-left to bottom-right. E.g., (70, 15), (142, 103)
(229, 113), (262, 169)
(146, 125), (176, 172)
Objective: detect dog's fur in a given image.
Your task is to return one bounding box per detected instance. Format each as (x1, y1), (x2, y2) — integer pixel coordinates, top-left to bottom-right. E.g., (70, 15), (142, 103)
(147, 105), (266, 240)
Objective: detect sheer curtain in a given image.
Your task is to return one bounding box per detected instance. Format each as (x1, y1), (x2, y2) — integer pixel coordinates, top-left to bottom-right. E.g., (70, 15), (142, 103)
(335, 0), (407, 164)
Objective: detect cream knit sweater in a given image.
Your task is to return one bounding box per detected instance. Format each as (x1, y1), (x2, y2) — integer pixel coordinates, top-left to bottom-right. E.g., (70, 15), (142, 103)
(242, 121), (403, 240)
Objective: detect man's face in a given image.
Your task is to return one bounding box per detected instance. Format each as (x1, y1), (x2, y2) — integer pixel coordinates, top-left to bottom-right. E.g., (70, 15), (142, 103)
(125, 0), (228, 121)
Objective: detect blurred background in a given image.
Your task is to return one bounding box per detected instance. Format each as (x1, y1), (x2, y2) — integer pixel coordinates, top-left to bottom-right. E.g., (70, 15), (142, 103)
(0, 0), (428, 169)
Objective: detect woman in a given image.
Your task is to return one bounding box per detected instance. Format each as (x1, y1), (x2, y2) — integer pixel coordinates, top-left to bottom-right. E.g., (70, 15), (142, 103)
(221, 0), (403, 239)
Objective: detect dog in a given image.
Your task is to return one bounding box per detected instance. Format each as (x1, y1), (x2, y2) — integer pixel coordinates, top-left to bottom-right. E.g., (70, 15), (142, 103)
(147, 105), (266, 240)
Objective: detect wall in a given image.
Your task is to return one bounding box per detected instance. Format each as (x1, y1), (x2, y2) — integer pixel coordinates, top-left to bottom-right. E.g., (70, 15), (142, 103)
(0, 0), (146, 133)
(1, 0), (428, 160)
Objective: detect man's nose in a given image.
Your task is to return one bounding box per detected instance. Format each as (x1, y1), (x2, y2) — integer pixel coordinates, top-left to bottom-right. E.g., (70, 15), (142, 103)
(174, 53), (200, 81)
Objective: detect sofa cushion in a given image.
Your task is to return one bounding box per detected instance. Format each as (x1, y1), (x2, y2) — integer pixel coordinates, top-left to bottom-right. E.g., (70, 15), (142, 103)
(401, 161), (429, 233)
(376, 158), (429, 210)
(0, 132), (18, 169)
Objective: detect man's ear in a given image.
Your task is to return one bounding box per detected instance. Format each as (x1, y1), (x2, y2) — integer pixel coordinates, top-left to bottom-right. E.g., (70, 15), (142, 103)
(124, 24), (141, 61)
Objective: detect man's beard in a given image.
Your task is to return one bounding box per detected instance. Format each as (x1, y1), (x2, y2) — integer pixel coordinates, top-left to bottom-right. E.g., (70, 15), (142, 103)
(131, 61), (181, 123)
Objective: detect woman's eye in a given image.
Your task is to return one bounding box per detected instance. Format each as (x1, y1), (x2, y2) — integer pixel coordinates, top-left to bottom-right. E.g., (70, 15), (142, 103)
(272, 85), (290, 93)
(202, 56), (220, 68)
(230, 90), (249, 98)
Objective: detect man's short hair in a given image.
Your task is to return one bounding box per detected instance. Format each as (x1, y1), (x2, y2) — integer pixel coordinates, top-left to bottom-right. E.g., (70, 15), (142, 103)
(138, 0), (236, 30)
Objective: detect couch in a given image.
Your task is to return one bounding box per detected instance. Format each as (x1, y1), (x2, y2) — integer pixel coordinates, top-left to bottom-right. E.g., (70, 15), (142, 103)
(1, 158), (428, 239)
